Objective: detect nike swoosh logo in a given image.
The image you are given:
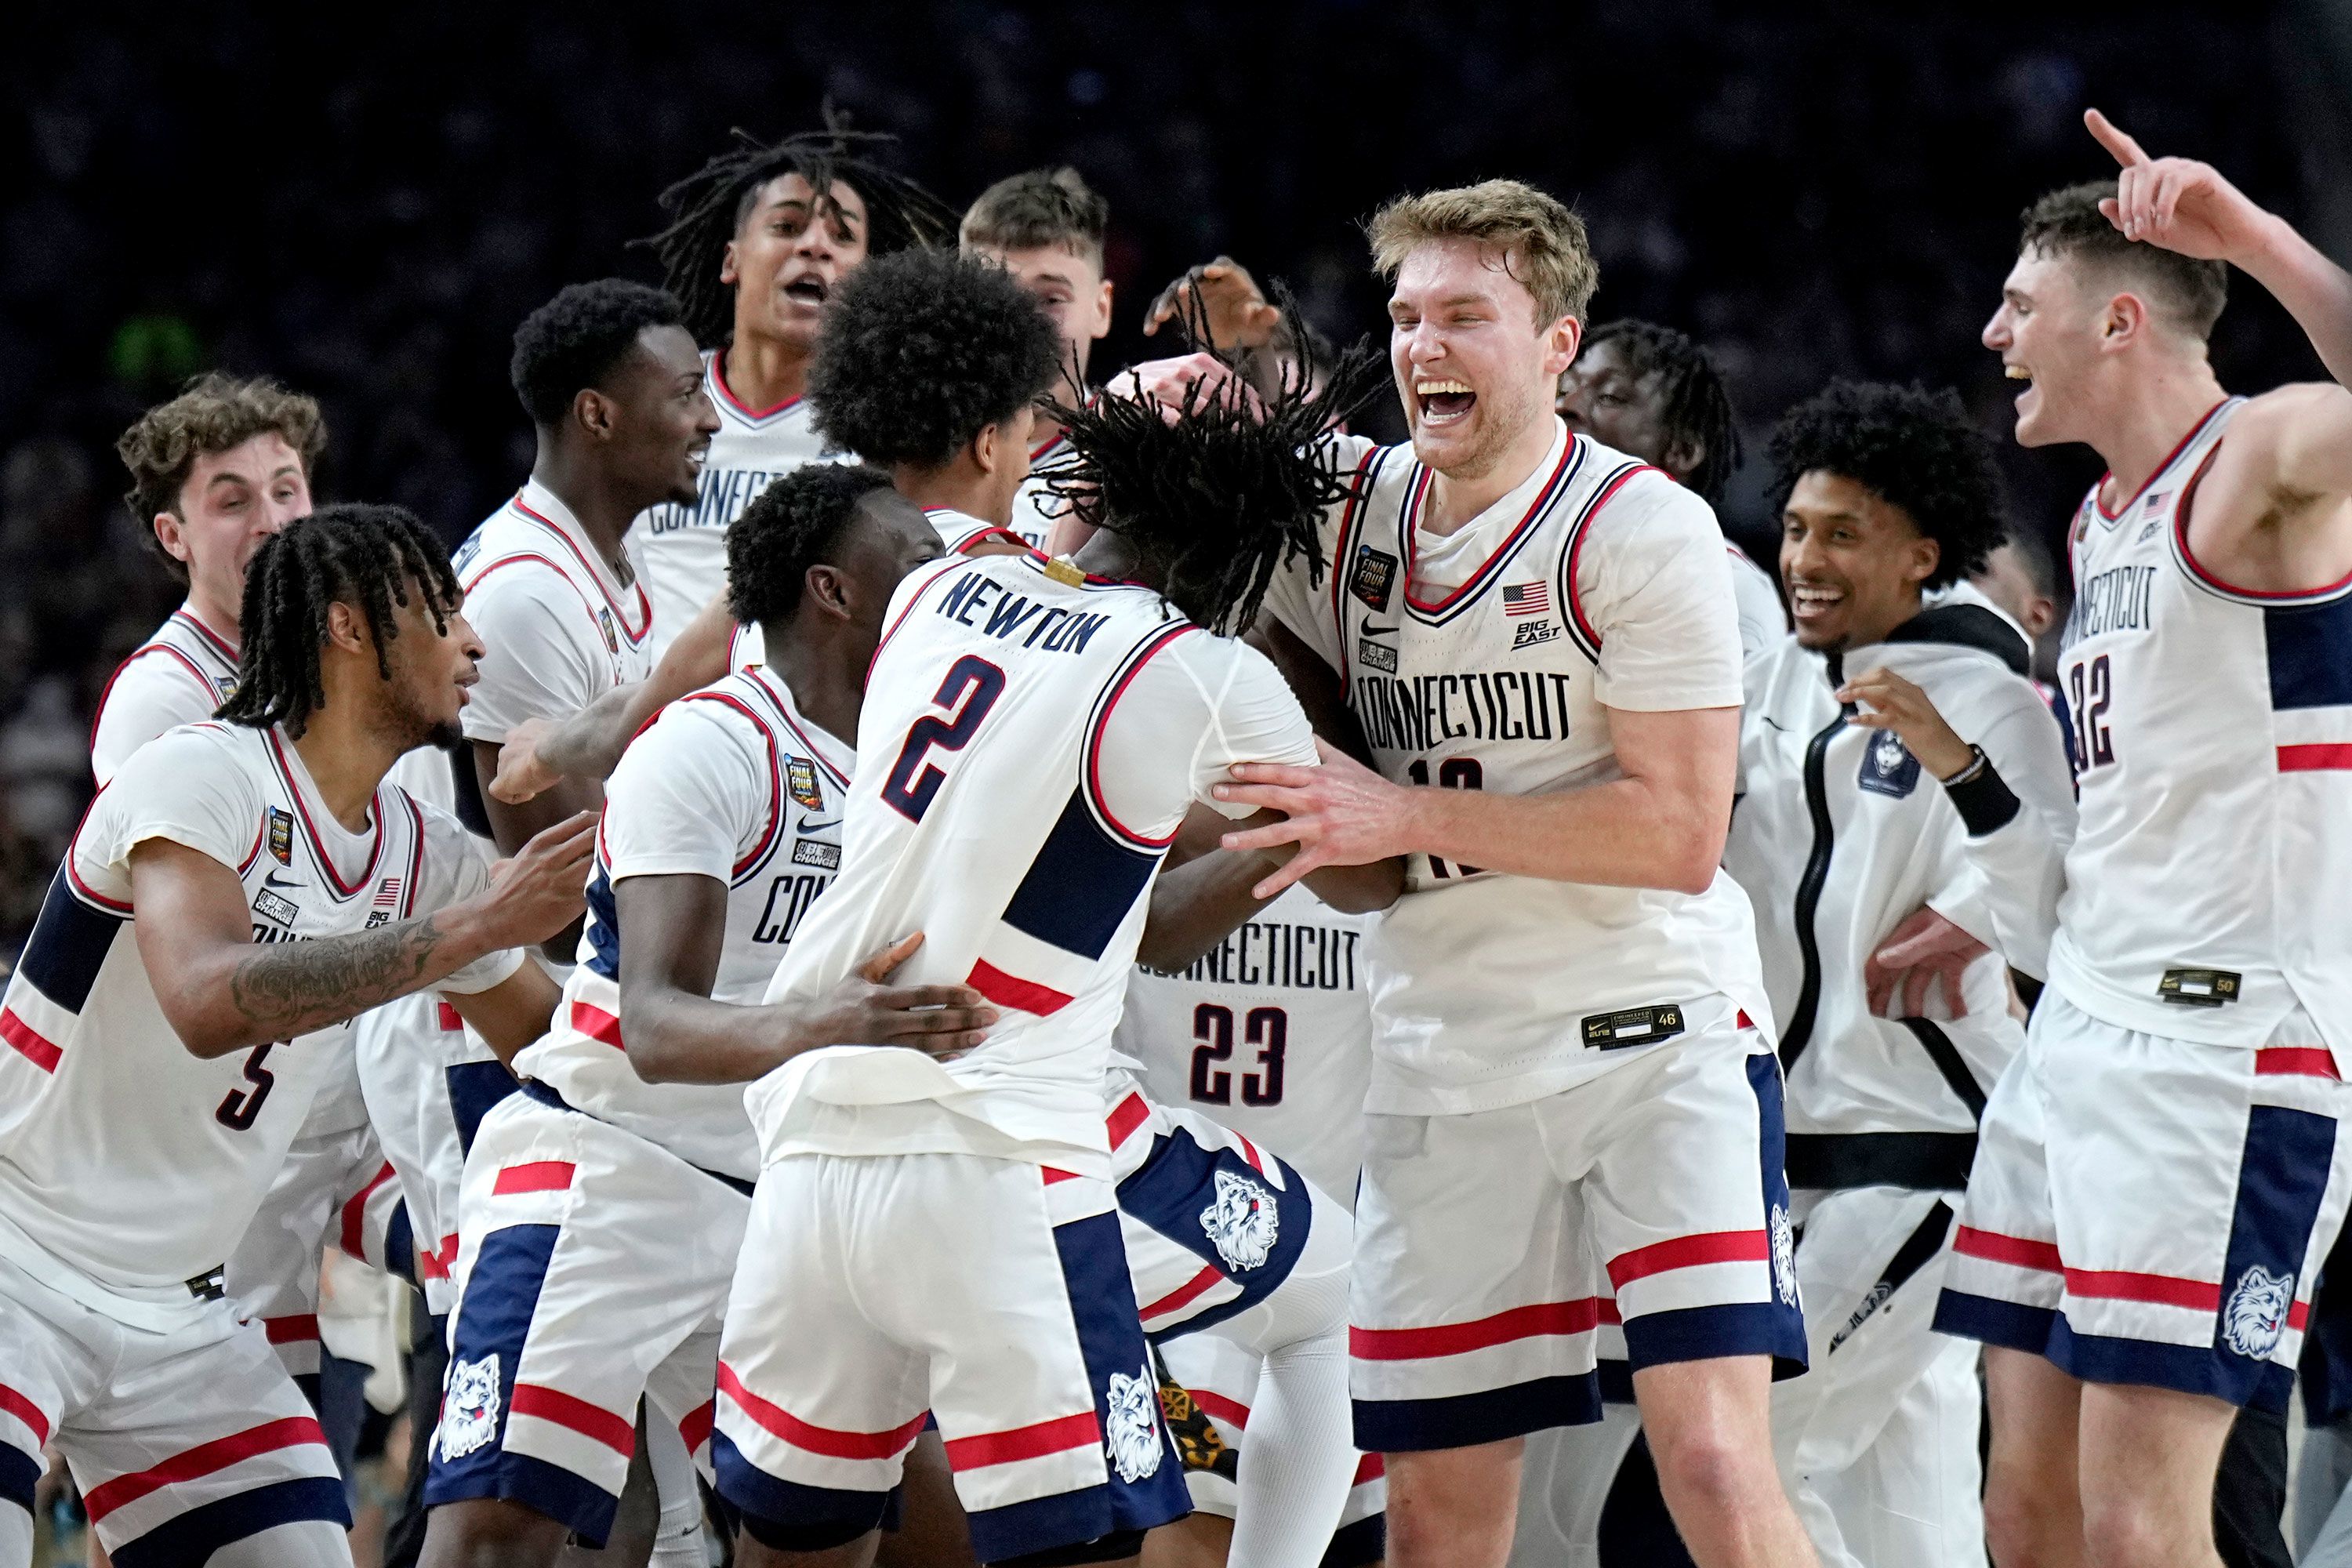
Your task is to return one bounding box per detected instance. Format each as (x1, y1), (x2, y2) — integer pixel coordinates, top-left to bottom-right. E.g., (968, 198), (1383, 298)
(263, 869), (304, 890)
(1358, 615), (1396, 639)
(798, 816), (840, 836)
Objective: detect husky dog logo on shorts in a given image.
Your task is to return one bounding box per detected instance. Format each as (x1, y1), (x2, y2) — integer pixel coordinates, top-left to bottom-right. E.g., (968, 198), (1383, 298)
(1103, 1363), (1166, 1482)
(2223, 1265), (2295, 1359)
(1200, 1169), (1279, 1271)
(436, 1353), (503, 1460)
(1769, 1203), (1799, 1307)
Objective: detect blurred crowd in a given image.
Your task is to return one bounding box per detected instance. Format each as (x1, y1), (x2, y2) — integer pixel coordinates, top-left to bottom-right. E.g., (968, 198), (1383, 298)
(0, 1), (2336, 950)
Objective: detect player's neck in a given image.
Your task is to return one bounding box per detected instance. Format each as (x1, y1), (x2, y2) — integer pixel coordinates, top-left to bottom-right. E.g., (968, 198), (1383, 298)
(287, 695), (401, 833)
(528, 447), (641, 572)
(1422, 411), (1562, 538)
(721, 330), (809, 413)
(182, 586), (241, 650)
(895, 463), (1002, 528)
(2093, 358), (2228, 507)
(762, 620), (863, 746)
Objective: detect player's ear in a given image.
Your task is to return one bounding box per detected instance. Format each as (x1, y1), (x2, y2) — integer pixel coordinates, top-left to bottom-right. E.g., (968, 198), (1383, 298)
(572, 387), (615, 441)
(971, 420), (1002, 477)
(1092, 278), (1116, 339)
(1906, 535), (1943, 594)
(1545, 316), (1582, 378)
(1662, 434), (1707, 481)
(153, 512), (192, 566)
(803, 564), (852, 620)
(719, 239), (741, 289)
(322, 600), (372, 655)
(2100, 291), (2148, 351)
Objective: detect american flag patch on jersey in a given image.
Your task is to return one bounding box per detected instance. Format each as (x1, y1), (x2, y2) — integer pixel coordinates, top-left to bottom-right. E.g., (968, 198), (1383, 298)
(374, 877), (402, 909)
(1502, 582), (1550, 617)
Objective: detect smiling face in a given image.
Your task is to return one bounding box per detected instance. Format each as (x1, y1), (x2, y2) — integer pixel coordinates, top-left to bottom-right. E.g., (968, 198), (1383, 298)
(1984, 248), (2112, 449)
(1780, 470), (1940, 652)
(1387, 238), (1579, 483)
(596, 323), (720, 510)
(157, 433), (312, 631)
(972, 241), (1112, 395)
(724, 173), (873, 357)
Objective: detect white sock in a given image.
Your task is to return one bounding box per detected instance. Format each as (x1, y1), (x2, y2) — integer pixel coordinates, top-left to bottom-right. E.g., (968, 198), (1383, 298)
(645, 1408), (710, 1568)
(1207, 1178), (1357, 1568)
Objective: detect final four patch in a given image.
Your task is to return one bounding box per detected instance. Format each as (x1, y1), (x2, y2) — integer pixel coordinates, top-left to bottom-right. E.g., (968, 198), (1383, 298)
(597, 607), (619, 654)
(267, 808), (294, 866)
(1349, 545), (1398, 612)
(785, 757), (824, 810)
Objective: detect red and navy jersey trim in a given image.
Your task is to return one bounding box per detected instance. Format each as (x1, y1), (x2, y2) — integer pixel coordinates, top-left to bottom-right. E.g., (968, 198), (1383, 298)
(507, 497), (654, 647)
(1326, 445), (1391, 689)
(2170, 442), (2352, 610)
(710, 348), (804, 427)
(679, 690), (790, 886)
(1080, 621), (1201, 851)
(744, 667), (851, 790)
(2091, 397), (2237, 525)
(1399, 436), (1584, 624)
(170, 609), (240, 666)
(263, 729), (387, 901)
(1555, 460), (1661, 661)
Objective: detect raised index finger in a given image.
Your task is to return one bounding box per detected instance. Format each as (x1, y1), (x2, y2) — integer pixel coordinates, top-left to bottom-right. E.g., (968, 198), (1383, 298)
(2084, 107), (2147, 169)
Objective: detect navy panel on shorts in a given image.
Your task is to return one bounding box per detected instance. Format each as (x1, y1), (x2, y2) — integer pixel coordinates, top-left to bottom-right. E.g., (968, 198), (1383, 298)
(110, 1476), (350, 1568)
(1116, 1130), (1312, 1341)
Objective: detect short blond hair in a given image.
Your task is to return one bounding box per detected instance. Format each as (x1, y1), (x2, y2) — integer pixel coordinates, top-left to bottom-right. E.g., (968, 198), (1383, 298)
(1367, 179), (1598, 325)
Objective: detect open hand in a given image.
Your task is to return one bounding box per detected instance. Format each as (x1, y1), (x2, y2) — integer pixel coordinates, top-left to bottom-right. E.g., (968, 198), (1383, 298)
(2085, 107), (2273, 265)
(1212, 741), (1410, 899)
(1102, 353), (1260, 423)
(807, 932), (998, 1060)
(1835, 667), (1973, 780)
(1144, 257), (1283, 351)
(475, 811), (598, 948)
(1865, 906), (1990, 1018)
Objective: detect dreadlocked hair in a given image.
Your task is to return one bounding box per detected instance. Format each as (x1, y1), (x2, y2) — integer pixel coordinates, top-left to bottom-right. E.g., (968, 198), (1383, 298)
(216, 504), (461, 738)
(1583, 320), (1742, 507)
(641, 119), (960, 347)
(728, 463), (896, 627)
(1048, 293), (1386, 635)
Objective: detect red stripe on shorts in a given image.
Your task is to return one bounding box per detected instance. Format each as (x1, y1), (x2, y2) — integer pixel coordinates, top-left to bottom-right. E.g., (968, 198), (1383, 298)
(339, 1162), (397, 1257)
(264, 1314), (320, 1345)
(492, 1160), (576, 1195)
(437, 1000), (463, 1031)
(511, 1384), (636, 1457)
(1040, 1167), (1082, 1185)
(2256, 1047), (2340, 1080)
(1354, 1452), (1385, 1484)
(1142, 1263), (1226, 1321)
(1349, 1298), (1605, 1361)
(717, 1363), (927, 1461)
(1953, 1225), (2062, 1273)
(0, 1382), (49, 1446)
(1606, 1229), (1768, 1288)
(1106, 1092), (1152, 1150)
(0, 1008), (62, 1073)
(679, 1400), (715, 1455)
(83, 1415), (326, 1522)
(2279, 743), (2352, 771)
(572, 1000), (624, 1050)
(965, 960), (1072, 1017)
(943, 1410), (1102, 1471)
(2063, 1268), (2220, 1312)
(1188, 1388), (1250, 1428)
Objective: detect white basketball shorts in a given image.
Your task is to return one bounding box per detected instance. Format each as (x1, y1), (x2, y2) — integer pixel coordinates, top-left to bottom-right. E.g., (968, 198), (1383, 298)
(224, 1116), (397, 1390)
(0, 1249), (347, 1563)
(712, 1151), (1192, 1563)
(1936, 988), (2352, 1410)
(1348, 1002), (1806, 1451)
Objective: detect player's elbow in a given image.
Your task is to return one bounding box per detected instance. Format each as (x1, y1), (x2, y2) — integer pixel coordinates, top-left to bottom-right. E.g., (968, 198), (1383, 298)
(1659, 811), (1730, 895)
(1306, 856), (1405, 914)
(617, 996), (693, 1083)
(169, 1001), (266, 1061)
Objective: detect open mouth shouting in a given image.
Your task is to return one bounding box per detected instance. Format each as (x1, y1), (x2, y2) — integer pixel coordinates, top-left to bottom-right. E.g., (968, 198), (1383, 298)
(779, 269), (831, 310)
(1415, 377), (1476, 427)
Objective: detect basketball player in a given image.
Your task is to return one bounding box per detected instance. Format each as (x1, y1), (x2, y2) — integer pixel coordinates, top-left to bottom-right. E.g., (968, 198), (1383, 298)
(1729, 380), (2074, 1567)
(630, 125), (957, 652)
(1555, 320), (1787, 658)
(419, 466), (993, 1566)
(959, 168), (1118, 550)
(710, 337), (1397, 1568)
(1933, 110), (2352, 1568)
(0, 507), (589, 1568)
(1155, 180), (1814, 1568)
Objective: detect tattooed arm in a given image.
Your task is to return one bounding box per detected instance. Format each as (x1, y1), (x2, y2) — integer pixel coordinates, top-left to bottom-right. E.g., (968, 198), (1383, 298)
(129, 812), (596, 1059)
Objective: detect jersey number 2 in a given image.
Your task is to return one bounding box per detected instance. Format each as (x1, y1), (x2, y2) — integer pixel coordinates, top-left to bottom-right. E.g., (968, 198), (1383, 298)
(1189, 1004), (1287, 1107)
(880, 655), (1007, 822)
(216, 1043), (278, 1131)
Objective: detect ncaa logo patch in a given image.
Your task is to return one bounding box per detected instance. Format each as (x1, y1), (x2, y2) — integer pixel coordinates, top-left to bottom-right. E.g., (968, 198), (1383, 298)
(1103, 1363), (1166, 1482)
(1200, 1168), (1279, 1271)
(2223, 1265), (2295, 1359)
(435, 1353), (503, 1460)
(1857, 728), (1920, 798)
(1349, 546), (1398, 612)
(1769, 1203), (1799, 1308)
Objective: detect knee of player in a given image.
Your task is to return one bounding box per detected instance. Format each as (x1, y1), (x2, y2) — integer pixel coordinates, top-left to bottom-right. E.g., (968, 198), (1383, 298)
(1646, 1419), (1768, 1516)
(420, 1497), (571, 1568)
(2078, 1484), (2191, 1568)
(1980, 1475), (2074, 1568)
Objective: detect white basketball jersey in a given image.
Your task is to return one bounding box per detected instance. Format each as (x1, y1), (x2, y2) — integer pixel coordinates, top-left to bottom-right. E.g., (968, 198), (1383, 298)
(1005, 430), (1078, 550)
(1264, 425), (1766, 1115)
(2049, 397), (2352, 1056)
(629, 349), (844, 655)
(90, 607), (240, 786)
(456, 481), (657, 750)
(517, 666), (851, 1180)
(1117, 885), (1374, 1203)
(0, 723), (517, 1308)
(747, 554), (1316, 1172)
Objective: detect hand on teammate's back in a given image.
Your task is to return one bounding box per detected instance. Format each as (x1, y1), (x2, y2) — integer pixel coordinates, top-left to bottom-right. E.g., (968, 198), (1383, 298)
(805, 932), (1000, 1060)
(471, 810), (598, 949)
(2085, 107), (2273, 264)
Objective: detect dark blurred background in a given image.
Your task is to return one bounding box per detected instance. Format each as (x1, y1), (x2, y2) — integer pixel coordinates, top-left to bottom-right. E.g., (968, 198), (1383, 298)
(1, 1), (2347, 944)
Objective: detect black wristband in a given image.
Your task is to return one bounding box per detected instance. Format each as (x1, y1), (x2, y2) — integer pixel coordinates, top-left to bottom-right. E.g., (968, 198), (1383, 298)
(1942, 748), (2021, 836)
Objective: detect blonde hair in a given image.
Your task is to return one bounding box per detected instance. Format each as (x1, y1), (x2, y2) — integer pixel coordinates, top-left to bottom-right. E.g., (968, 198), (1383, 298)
(1367, 179), (1599, 325)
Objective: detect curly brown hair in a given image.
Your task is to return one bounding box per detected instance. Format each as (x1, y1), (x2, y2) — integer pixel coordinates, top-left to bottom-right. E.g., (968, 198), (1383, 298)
(116, 372), (327, 580)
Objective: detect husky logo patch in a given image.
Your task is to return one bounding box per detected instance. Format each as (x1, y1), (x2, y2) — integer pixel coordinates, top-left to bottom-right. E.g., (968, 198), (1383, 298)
(1349, 546), (1398, 612)
(1857, 728), (1920, 798)
(785, 757), (824, 810)
(1769, 1203), (1799, 1307)
(1103, 1363), (1165, 1482)
(2223, 1265), (2294, 1359)
(267, 807), (294, 866)
(435, 1353), (503, 1460)
(1200, 1168), (1279, 1272)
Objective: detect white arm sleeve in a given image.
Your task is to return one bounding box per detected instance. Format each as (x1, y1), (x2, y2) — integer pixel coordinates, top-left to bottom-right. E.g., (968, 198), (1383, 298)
(1579, 476), (1746, 713)
(91, 652), (220, 787)
(459, 572), (608, 742)
(601, 701), (764, 884)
